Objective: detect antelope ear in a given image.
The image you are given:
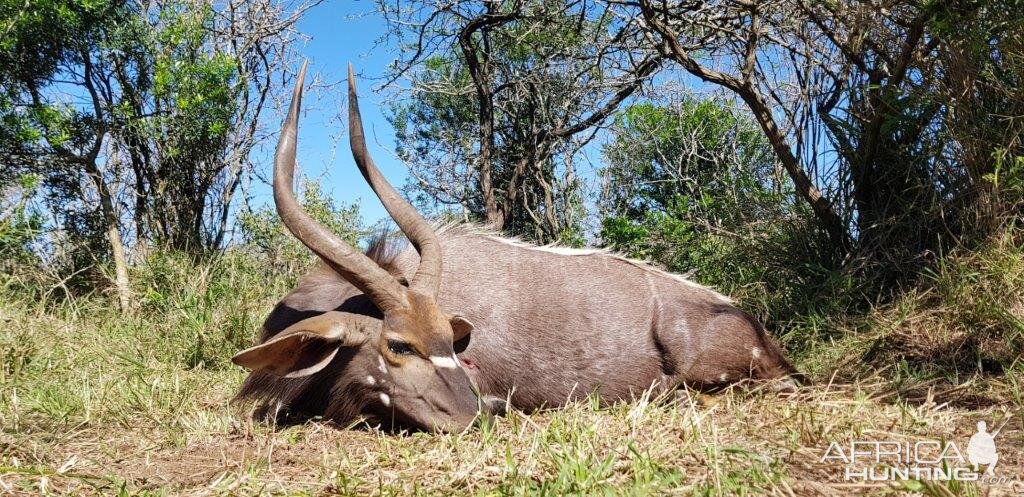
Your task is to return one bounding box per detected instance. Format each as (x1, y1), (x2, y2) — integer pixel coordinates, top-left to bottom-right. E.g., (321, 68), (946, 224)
(232, 311), (377, 378)
(450, 314), (475, 340)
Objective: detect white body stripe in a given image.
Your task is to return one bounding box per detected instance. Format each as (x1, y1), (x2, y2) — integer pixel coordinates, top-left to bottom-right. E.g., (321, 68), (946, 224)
(468, 230), (732, 303)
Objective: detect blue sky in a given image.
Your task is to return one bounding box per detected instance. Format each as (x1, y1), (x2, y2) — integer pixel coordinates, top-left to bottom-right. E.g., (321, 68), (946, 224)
(256, 1), (410, 225)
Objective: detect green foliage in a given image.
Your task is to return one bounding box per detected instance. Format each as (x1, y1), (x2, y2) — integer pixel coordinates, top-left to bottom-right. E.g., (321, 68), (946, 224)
(386, 1), (624, 244)
(109, 1), (242, 250)
(389, 56), (478, 209)
(0, 173), (43, 277)
(0, 0), (124, 161)
(0, 0), (118, 81)
(599, 99), (845, 327)
(940, 1), (1024, 225)
(602, 101), (780, 224)
(2, 0), (252, 262)
(815, 0), (1024, 269)
(987, 152), (1024, 210)
(129, 250), (290, 370)
(142, 3), (238, 158)
(238, 181), (366, 274)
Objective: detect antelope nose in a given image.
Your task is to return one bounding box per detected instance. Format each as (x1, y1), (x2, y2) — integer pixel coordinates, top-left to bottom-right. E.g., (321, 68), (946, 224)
(435, 367), (482, 409)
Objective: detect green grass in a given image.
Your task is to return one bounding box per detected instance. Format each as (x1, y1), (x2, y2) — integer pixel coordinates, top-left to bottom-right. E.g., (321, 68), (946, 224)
(1, 245), (1022, 495)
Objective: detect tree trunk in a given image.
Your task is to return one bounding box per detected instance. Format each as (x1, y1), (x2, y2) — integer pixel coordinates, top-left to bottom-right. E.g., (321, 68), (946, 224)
(105, 218), (132, 312)
(459, 10), (518, 230)
(462, 38), (502, 229)
(85, 162), (132, 311)
(739, 89), (852, 253)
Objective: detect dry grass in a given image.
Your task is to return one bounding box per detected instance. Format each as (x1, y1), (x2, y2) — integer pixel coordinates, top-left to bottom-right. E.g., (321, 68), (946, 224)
(2, 247), (1023, 496)
(3, 374), (1022, 496)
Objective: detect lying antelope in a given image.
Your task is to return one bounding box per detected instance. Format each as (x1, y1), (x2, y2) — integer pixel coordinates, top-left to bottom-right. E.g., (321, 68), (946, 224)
(232, 62), (798, 432)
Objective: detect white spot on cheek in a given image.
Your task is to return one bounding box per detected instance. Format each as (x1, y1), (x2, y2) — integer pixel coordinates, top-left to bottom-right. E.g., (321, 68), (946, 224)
(377, 355), (387, 373)
(719, 373), (728, 382)
(430, 355), (459, 369)
(379, 393), (391, 407)
(751, 347), (762, 359)
(365, 375), (376, 386)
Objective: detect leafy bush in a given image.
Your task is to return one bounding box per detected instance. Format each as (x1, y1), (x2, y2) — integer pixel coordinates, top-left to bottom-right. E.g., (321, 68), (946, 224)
(129, 249), (294, 370)
(238, 180), (365, 276)
(0, 174), (43, 282)
(599, 99), (850, 338)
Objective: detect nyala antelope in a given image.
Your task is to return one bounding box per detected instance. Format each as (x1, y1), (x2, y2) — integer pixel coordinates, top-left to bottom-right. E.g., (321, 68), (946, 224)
(232, 62), (798, 432)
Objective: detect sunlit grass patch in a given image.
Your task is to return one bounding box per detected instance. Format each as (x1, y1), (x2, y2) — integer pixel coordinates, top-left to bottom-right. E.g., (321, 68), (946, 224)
(1, 248), (1022, 495)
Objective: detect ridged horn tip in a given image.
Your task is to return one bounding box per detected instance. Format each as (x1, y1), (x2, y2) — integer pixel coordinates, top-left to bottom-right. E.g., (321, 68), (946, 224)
(347, 63), (356, 97)
(294, 59), (309, 101)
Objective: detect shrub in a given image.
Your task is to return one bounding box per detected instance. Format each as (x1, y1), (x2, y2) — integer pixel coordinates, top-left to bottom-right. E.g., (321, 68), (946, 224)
(238, 180), (365, 276)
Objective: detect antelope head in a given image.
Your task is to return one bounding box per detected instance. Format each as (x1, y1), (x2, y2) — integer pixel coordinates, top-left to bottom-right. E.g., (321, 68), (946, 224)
(232, 62), (481, 432)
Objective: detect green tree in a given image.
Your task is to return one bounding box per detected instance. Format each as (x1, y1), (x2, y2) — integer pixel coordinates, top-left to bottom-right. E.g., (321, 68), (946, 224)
(621, 0), (1023, 289)
(382, 0), (659, 244)
(0, 0), (316, 305)
(601, 101), (781, 228)
(1, 0), (135, 305)
(597, 98), (843, 322)
(113, 3), (239, 251)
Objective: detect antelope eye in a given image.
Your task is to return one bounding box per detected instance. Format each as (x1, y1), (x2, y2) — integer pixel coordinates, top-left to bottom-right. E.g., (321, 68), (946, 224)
(387, 339), (414, 355)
